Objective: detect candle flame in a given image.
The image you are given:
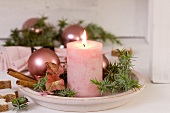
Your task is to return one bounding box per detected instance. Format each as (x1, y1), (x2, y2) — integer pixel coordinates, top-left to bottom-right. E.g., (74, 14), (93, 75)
(81, 30), (87, 46)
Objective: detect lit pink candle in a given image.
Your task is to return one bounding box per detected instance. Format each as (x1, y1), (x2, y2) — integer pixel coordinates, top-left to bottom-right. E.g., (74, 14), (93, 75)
(67, 31), (103, 97)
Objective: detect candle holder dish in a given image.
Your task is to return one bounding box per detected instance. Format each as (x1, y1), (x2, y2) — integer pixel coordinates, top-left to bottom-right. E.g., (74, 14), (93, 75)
(19, 70), (145, 112)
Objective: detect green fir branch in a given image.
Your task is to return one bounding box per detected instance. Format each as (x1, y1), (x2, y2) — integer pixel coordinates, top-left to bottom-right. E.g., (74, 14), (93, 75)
(33, 76), (47, 92)
(53, 87), (76, 97)
(91, 49), (140, 95)
(4, 16), (121, 47)
(4, 16), (57, 47)
(85, 23), (122, 45)
(12, 97), (29, 113)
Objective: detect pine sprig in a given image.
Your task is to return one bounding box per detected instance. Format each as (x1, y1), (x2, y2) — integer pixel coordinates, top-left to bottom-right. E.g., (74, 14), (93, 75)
(85, 23), (122, 45)
(56, 18), (68, 43)
(53, 87), (76, 97)
(4, 17), (121, 47)
(33, 76), (47, 92)
(91, 49), (140, 95)
(12, 97), (29, 113)
(4, 16), (57, 47)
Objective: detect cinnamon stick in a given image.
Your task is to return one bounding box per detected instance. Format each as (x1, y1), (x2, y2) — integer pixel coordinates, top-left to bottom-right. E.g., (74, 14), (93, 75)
(7, 68), (37, 83)
(16, 80), (37, 88)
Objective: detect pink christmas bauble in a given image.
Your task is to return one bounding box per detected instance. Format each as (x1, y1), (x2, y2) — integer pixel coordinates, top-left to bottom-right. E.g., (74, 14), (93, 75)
(62, 25), (85, 47)
(103, 54), (109, 70)
(22, 18), (39, 30)
(28, 48), (60, 79)
(22, 18), (43, 34)
(103, 54), (109, 78)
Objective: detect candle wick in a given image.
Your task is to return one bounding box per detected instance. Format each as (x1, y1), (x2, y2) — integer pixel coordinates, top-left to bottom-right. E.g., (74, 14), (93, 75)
(83, 44), (85, 47)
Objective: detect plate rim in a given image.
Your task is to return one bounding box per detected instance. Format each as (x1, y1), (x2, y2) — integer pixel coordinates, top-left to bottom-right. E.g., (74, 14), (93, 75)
(19, 70), (145, 104)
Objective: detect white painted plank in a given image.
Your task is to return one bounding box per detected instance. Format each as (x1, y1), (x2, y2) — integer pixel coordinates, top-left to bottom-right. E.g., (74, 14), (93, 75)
(150, 0), (170, 83)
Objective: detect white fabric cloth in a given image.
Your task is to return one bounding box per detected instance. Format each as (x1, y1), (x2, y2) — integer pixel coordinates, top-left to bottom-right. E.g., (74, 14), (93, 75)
(0, 46), (31, 71)
(0, 46), (66, 72)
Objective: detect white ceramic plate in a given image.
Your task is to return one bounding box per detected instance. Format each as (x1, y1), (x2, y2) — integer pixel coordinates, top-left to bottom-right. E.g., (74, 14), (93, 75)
(19, 70), (145, 112)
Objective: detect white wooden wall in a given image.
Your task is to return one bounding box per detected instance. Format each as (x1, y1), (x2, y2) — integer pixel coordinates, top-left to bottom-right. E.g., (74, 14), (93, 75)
(0, 0), (148, 39)
(149, 0), (170, 83)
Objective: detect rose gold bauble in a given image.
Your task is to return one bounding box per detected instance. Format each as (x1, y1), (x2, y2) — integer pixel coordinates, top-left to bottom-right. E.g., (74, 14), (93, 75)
(22, 18), (39, 30)
(62, 25), (85, 47)
(103, 54), (109, 78)
(28, 48), (60, 79)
